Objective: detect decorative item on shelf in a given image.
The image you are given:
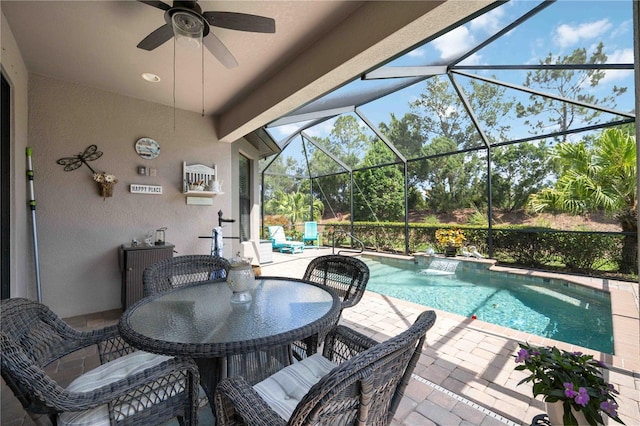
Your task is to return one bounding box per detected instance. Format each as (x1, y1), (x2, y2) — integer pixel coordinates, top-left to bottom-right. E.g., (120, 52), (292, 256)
(188, 180), (205, 191)
(155, 227), (167, 246)
(93, 172), (118, 199)
(226, 253), (255, 304)
(210, 179), (222, 192)
(182, 162), (220, 196)
(514, 343), (624, 426)
(435, 228), (465, 257)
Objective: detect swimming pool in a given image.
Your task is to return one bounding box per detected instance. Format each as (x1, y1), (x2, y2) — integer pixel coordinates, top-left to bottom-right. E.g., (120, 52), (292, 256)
(360, 255), (614, 354)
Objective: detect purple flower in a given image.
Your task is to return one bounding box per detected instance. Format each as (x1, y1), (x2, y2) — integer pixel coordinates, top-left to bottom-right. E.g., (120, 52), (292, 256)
(596, 360), (607, 368)
(574, 387), (590, 406)
(564, 383), (578, 398)
(515, 348), (529, 363)
(601, 400), (619, 417)
(573, 351), (583, 356)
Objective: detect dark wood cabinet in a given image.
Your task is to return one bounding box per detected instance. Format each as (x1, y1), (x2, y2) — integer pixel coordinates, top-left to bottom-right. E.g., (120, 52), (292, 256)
(118, 243), (174, 308)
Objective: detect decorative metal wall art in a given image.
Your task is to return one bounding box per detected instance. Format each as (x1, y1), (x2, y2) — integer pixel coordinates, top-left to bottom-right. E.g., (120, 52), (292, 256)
(56, 144), (117, 199)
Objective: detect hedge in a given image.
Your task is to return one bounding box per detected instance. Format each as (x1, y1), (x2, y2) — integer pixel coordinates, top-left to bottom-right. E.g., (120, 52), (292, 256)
(315, 222), (632, 277)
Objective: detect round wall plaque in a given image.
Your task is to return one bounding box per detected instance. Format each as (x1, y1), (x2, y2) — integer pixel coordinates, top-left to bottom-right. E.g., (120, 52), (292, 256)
(135, 138), (160, 160)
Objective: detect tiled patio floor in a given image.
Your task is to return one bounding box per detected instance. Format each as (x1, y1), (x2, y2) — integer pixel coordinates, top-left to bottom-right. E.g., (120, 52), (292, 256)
(2, 248), (638, 425)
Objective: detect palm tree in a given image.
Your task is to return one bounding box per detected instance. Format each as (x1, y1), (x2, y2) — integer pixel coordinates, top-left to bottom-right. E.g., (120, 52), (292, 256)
(527, 128), (637, 274)
(266, 190), (324, 229)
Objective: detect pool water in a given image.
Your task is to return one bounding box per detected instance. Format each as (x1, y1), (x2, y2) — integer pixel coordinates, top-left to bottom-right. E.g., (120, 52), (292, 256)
(360, 256), (614, 354)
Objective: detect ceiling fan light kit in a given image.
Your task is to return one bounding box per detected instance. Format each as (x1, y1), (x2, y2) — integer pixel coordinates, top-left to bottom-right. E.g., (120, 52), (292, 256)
(171, 11), (203, 49)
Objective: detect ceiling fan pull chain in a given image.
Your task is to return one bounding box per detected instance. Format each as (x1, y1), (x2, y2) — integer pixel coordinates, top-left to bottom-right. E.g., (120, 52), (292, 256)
(201, 40), (204, 117)
(173, 36), (176, 131)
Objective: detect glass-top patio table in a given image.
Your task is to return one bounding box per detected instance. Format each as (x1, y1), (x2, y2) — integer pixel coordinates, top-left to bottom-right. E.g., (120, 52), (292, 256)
(118, 276), (341, 421)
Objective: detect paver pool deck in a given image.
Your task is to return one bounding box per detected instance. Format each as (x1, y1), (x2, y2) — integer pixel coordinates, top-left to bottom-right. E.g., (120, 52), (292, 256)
(260, 248), (639, 426)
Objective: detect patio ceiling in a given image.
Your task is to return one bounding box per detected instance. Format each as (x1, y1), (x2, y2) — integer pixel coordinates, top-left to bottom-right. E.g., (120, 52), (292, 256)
(1, 0), (497, 143)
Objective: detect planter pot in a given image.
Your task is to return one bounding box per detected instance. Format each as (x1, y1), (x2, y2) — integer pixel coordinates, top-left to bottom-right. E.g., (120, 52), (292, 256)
(444, 246), (458, 257)
(545, 401), (589, 425)
(98, 182), (115, 198)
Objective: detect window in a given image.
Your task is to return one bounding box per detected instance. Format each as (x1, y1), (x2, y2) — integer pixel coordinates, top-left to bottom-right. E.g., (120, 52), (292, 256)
(1, 73), (10, 299)
(239, 155), (251, 242)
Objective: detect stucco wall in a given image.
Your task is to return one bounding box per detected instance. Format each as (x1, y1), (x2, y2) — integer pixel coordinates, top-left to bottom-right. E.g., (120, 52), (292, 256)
(1, 9), (31, 300)
(27, 73), (255, 317)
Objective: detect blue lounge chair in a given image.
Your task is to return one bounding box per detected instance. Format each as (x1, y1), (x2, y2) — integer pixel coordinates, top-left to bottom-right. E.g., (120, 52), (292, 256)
(302, 221), (320, 248)
(267, 226), (304, 254)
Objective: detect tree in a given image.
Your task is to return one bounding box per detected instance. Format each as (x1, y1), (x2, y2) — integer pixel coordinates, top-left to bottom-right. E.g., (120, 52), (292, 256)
(378, 113), (425, 210)
(527, 128), (636, 273)
(491, 142), (556, 211)
(418, 137), (470, 213)
(378, 113), (423, 160)
(261, 154), (303, 201)
(409, 76), (515, 213)
(353, 141), (405, 221)
(410, 76), (514, 149)
(266, 190), (324, 228)
(305, 116), (372, 216)
(516, 43), (627, 141)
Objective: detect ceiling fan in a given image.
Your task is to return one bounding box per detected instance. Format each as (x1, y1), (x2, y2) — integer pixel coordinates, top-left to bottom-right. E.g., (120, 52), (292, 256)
(136, 0), (275, 68)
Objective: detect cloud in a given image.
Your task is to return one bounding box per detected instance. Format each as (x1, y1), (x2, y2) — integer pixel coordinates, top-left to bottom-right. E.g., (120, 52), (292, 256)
(610, 19), (631, 39)
(469, 6), (505, 34)
(458, 53), (482, 66)
(553, 19), (612, 48)
(433, 25), (476, 62)
(304, 119), (336, 138)
(407, 48), (425, 58)
(601, 48), (634, 84)
(269, 123), (307, 139)
(607, 48), (634, 64)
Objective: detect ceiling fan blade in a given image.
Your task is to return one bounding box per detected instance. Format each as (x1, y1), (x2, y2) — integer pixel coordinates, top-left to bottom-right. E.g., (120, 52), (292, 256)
(138, 0), (171, 11)
(202, 12), (275, 33)
(204, 33), (238, 68)
(137, 24), (174, 50)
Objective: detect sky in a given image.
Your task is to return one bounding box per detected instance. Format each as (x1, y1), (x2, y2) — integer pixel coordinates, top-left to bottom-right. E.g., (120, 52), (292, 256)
(265, 0), (635, 161)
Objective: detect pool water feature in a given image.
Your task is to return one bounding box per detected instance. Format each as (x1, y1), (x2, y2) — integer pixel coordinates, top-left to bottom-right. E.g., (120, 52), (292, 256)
(360, 255), (614, 354)
(419, 259), (459, 275)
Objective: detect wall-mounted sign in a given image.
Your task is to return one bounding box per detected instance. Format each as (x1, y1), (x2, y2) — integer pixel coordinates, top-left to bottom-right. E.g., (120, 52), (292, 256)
(135, 138), (160, 160)
(130, 184), (163, 195)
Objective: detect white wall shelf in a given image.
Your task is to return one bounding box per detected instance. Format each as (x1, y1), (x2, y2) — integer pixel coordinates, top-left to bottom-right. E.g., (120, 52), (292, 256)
(182, 162), (223, 197)
(182, 190), (224, 197)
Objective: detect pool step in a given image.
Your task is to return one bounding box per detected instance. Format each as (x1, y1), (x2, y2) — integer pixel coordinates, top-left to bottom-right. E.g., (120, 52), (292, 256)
(362, 260), (388, 276)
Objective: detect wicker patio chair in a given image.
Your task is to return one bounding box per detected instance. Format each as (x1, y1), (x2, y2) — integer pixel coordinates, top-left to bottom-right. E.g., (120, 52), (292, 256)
(0, 297), (199, 426)
(292, 255), (370, 359)
(143, 254), (232, 297)
(214, 310), (436, 426)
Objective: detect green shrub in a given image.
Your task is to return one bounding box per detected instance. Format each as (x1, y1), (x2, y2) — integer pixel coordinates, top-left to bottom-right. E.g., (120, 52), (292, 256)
(312, 221), (633, 277)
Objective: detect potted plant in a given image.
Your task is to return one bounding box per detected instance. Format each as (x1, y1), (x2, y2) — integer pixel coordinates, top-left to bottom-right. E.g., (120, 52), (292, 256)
(514, 343), (624, 426)
(435, 228), (465, 256)
(93, 172), (118, 199)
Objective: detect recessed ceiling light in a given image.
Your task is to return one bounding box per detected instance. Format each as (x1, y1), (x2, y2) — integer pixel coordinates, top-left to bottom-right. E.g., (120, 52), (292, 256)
(141, 73), (161, 83)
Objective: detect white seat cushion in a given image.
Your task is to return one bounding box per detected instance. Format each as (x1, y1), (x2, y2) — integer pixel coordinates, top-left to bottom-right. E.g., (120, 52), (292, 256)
(58, 351), (178, 426)
(253, 353), (337, 421)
